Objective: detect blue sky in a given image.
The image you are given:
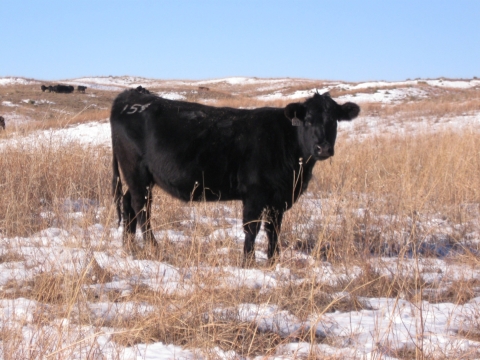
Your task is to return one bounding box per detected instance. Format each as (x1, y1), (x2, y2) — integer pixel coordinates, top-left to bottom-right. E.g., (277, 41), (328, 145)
(1, 1), (479, 82)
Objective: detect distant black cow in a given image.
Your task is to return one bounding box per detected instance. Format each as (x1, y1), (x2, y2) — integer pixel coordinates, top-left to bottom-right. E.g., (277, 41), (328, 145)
(77, 86), (87, 93)
(135, 86), (150, 94)
(110, 90), (359, 264)
(0, 116), (5, 130)
(41, 85), (49, 92)
(52, 84), (74, 93)
(198, 86), (210, 91)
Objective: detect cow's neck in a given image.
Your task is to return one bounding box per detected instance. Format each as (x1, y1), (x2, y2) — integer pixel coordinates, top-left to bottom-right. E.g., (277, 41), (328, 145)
(292, 126), (312, 160)
(284, 121), (318, 197)
(300, 157), (316, 189)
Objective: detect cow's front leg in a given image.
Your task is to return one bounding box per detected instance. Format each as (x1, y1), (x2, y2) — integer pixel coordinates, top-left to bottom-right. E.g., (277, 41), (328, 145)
(264, 208), (284, 263)
(242, 197), (265, 267)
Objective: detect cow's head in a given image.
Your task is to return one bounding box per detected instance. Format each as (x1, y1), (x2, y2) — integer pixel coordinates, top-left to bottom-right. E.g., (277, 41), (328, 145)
(285, 92), (359, 161)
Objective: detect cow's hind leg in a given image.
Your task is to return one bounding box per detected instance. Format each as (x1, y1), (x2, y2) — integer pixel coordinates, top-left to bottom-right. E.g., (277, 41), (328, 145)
(128, 178), (157, 247)
(122, 190), (137, 246)
(143, 185), (155, 245)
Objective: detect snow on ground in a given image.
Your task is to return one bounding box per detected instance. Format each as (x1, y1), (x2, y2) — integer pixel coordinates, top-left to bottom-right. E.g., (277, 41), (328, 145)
(340, 112), (480, 142)
(257, 87), (428, 103)
(0, 77), (39, 86)
(331, 78), (480, 91)
(338, 87), (428, 103)
(0, 111), (35, 127)
(1, 101), (17, 107)
(156, 91), (187, 100)
(255, 78), (478, 104)
(257, 89), (317, 102)
(1, 198), (480, 358)
(21, 99), (55, 105)
(0, 120), (111, 150)
(1, 78), (480, 359)
(425, 79), (480, 89)
(63, 77), (125, 91)
(194, 77), (295, 86)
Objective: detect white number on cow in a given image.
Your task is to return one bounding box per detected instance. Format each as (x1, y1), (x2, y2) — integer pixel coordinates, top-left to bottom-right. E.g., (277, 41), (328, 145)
(121, 103), (152, 115)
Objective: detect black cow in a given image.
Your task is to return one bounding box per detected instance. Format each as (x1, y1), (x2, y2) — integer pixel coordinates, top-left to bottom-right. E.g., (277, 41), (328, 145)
(135, 86), (150, 94)
(41, 85), (49, 92)
(52, 84), (74, 93)
(77, 85), (87, 93)
(0, 116), (5, 130)
(110, 90), (359, 264)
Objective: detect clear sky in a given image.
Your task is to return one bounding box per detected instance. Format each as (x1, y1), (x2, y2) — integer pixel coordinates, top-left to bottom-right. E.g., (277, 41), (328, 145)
(1, 0), (479, 82)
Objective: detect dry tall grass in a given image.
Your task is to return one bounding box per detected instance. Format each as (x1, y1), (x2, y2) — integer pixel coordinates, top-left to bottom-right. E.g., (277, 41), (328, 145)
(1, 119), (479, 358)
(1, 79), (480, 358)
(0, 144), (111, 237)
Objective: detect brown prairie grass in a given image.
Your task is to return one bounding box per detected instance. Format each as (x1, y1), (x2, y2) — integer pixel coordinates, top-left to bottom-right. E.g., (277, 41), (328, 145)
(0, 84), (480, 358)
(0, 143), (111, 237)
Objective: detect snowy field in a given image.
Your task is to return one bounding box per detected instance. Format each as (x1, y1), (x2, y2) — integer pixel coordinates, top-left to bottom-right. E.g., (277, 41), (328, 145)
(0, 76), (480, 359)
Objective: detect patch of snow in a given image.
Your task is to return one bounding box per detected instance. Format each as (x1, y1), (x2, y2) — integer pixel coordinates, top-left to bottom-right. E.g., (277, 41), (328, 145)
(339, 87), (428, 103)
(196, 77), (294, 86)
(213, 303), (305, 337)
(157, 92), (186, 100)
(88, 301), (155, 322)
(426, 79), (480, 88)
(36, 99), (55, 105)
(0, 121), (112, 149)
(0, 77), (39, 86)
(258, 87), (428, 103)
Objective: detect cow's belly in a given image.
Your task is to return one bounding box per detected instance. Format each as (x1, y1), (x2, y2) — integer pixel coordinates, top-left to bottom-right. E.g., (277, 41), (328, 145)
(149, 158), (240, 202)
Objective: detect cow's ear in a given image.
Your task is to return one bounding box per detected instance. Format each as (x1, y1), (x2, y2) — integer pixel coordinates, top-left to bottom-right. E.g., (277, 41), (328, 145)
(338, 102), (360, 121)
(285, 103), (307, 126)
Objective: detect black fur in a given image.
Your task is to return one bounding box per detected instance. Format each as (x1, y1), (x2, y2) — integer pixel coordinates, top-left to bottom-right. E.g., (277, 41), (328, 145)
(51, 84), (74, 93)
(110, 90), (359, 263)
(135, 86), (150, 94)
(77, 85), (87, 93)
(0, 116), (5, 130)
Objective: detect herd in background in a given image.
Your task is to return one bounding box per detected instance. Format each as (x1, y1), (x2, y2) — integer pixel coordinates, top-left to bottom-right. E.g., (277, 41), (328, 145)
(40, 84), (149, 94)
(41, 84), (87, 93)
(0, 85), (152, 131)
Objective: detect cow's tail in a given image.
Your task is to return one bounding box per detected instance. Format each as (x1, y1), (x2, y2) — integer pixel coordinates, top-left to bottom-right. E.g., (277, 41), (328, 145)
(112, 152), (123, 226)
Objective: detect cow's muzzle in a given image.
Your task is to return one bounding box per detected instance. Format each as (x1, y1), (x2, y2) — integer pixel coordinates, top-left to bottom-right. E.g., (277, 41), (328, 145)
(315, 143), (334, 159)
